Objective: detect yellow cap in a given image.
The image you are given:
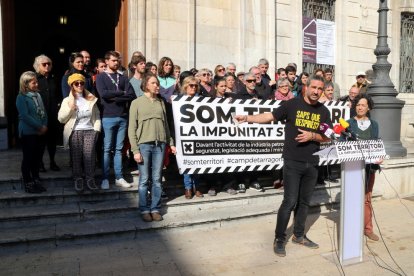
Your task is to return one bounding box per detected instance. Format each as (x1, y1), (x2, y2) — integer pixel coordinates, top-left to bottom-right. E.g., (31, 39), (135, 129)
(67, 73), (85, 86)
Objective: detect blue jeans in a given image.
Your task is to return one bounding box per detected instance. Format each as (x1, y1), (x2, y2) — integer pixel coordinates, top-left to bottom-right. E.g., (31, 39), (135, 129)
(183, 174), (200, 190)
(275, 159), (318, 242)
(102, 117), (127, 180)
(138, 142), (165, 214)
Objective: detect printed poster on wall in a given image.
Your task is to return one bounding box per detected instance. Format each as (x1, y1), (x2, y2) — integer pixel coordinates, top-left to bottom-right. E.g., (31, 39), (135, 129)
(303, 16), (335, 65)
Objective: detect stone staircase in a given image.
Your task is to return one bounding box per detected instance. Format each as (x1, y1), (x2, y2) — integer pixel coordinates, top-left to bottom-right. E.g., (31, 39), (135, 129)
(0, 170), (348, 248)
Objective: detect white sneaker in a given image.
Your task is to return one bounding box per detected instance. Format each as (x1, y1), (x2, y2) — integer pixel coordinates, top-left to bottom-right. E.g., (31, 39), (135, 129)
(115, 178), (133, 188)
(101, 179), (109, 190)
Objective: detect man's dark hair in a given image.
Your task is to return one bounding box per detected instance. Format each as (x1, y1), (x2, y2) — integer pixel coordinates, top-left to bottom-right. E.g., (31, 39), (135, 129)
(179, 71), (194, 86)
(324, 68), (333, 74)
(130, 55), (146, 65)
(277, 67), (286, 75)
(285, 65), (296, 75)
(306, 75), (325, 87)
(104, 50), (120, 60)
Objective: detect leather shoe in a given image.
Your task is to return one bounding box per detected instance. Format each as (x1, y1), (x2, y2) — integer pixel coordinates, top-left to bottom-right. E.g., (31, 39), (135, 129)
(141, 213), (152, 222)
(185, 189), (192, 199)
(365, 232), (379, 241)
(50, 162), (60, 171)
(151, 212), (163, 221)
(195, 190), (204, 198)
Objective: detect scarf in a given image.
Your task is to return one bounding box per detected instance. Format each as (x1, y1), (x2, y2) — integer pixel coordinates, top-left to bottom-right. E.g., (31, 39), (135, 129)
(27, 92), (46, 119)
(274, 91), (294, 101)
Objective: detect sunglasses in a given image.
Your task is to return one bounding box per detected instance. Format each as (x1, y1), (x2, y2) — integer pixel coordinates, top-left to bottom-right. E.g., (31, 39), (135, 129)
(217, 68), (225, 72)
(42, 62), (51, 66)
(73, 81), (85, 87)
(189, 84), (198, 88)
(246, 79), (256, 83)
(357, 75), (365, 78)
(202, 73), (211, 77)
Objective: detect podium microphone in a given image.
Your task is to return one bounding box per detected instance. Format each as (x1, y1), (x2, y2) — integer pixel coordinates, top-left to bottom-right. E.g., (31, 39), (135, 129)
(339, 118), (358, 140)
(320, 123), (337, 140)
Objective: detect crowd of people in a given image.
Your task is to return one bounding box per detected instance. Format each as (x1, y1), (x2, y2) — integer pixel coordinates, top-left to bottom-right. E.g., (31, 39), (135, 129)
(16, 50), (379, 230)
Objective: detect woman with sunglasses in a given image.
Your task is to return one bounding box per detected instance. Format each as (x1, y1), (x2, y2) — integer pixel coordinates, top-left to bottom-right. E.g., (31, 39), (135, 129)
(196, 68), (213, 97)
(58, 74), (101, 193)
(61, 52), (93, 98)
(274, 78), (294, 101)
(16, 71), (48, 193)
(213, 65), (226, 84)
(179, 76), (204, 199)
(128, 74), (176, 222)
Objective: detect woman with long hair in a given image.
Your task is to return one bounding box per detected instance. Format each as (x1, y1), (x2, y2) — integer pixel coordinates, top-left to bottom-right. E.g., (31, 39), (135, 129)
(58, 73), (101, 193)
(61, 52), (93, 97)
(128, 74), (176, 222)
(16, 71), (48, 193)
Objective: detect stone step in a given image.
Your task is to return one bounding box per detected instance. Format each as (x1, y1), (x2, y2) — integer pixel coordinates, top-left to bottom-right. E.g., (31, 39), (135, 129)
(0, 185), (139, 208)
(0, 183), (345, 247)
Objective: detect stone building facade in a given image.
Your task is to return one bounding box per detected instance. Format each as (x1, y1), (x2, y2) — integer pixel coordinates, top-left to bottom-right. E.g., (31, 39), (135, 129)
(0, 0), (413, 151)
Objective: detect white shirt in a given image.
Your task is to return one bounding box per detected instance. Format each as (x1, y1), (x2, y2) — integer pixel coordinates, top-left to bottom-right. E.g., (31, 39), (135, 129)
(74, 94), (93, 131)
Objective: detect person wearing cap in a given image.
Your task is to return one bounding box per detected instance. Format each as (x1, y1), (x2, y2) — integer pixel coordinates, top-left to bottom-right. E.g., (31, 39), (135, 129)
(354, 71), (369, 94)
(58, 73), (101, 193)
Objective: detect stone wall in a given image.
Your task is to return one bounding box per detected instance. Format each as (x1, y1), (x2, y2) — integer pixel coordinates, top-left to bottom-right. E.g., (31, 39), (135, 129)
(128, 0), (276, 75)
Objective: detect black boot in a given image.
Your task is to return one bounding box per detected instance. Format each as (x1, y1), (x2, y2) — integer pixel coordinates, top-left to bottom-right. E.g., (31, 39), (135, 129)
(34, 178), (47, 192)
(50, 161), (60, 171)
(24, 181), (42, 194)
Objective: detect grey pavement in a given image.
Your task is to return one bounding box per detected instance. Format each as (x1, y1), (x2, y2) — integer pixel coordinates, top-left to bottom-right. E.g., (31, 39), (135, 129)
(0, 197), (413, 276)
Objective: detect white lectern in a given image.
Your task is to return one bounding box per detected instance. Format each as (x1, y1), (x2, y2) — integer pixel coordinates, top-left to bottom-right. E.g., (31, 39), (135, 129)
(315, 139), (388, 265)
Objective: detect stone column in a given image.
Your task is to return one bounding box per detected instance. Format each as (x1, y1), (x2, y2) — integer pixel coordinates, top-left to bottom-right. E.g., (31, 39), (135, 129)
(367, 0), (407, 157)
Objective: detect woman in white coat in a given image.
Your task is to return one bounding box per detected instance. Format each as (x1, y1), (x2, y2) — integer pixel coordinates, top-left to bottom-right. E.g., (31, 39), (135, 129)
(58, 73), (101, 193)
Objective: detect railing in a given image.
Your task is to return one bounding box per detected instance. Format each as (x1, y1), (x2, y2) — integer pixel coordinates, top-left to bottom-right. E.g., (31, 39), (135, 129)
(400, 13), (414, 93)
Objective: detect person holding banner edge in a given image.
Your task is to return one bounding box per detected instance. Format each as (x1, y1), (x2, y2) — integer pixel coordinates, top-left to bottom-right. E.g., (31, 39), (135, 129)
(234, 75), (332, 257)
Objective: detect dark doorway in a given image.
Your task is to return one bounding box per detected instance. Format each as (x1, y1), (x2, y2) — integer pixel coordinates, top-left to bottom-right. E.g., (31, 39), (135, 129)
(8, 0), (121, 146)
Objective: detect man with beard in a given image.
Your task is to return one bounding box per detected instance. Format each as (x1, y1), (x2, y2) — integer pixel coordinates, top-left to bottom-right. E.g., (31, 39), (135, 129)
(235, 75), (332, 257)
(96, 51), (136, 190)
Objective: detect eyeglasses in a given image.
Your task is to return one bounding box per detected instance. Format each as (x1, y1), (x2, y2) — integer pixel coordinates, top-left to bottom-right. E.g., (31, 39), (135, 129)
(202, 73), (211, 77)
(279, 85), (289, 88)
(217, 68), (225, 72)
(357, 75), (365, 79)
(189, 84), (198, 88)
(73, 81), (85, 87)
(246, 79), (256, 83)
(42, 62), (51, 67)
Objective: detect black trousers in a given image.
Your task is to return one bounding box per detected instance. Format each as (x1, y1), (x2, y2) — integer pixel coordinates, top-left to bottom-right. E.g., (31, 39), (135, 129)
(275, 159), (318, 242)
(21, 134), (43, 182)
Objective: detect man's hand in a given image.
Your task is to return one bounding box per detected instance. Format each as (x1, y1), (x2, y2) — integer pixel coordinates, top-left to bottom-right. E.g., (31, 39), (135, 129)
(295, 128), (314, 143)
(234, 115), (248, 123)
